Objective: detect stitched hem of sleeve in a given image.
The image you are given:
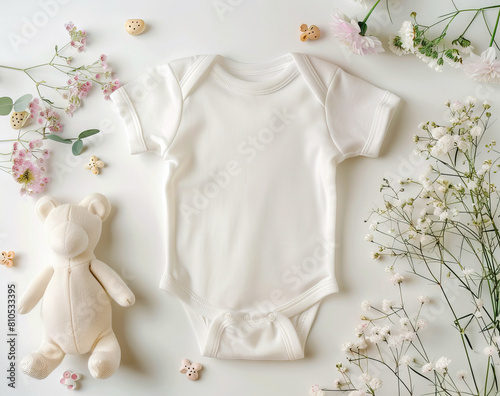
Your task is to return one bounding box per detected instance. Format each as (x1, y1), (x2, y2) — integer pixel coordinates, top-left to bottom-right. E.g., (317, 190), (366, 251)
(361, 91), (401, 158)
(323, 67), (344, 154)
(110, 87), (148, 155)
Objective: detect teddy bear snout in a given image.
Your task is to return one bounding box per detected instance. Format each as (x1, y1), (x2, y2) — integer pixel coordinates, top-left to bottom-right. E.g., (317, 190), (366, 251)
(50, 222), (89, 258)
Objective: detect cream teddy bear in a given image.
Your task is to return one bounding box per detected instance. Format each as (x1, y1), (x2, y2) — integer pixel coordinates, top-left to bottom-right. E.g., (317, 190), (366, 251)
(18, 193), (135, 380)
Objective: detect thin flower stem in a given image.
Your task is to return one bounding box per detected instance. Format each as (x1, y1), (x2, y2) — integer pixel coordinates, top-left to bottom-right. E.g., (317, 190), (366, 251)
(362, 0), (382, 24)
(0, 65), (24, 71)
(460, 10), (481, 39)
(350, 354), (414, 394)
(490, 9), (500, 47)
(438, 5), (500, 18)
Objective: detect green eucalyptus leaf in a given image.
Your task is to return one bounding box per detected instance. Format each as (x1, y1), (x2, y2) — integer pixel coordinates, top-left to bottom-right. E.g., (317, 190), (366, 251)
(0, 97), (13, 116)
(72, 139), (83, 156)
(13, 94), (33, 112)
(46, 134), (72, 144)
(78, 129), (99, 139)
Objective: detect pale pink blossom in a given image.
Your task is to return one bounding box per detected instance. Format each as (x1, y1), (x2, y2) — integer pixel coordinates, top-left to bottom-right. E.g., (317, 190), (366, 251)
(435, 357), (451, 371)
(462, 47), (500, 84)
(39, 108), (63, 132)
(483, 345), (496, 356)
(65, 74), (93, 116)
(11, 141), (50, 196)
(416, 319), (428, 330)
(28, 98), (42, 119)
(399, 355), (412, 366)
(330, 12), (384, 55)
(102, 79), (120, 100)
(389, 273), (404, 285)
(66, 21), (88, 52)
(309, 384), (325, 396)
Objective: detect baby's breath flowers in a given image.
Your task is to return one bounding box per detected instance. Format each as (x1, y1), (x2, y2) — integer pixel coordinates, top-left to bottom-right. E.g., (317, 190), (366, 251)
(316, 97), (499, 394)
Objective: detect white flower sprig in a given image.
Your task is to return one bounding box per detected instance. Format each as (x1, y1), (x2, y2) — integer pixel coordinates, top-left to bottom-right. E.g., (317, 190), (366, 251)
(318, 98), (499, 395)
(330, 0), (500, 83)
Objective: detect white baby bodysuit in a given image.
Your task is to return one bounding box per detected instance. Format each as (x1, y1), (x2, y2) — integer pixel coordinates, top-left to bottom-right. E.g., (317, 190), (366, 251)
(111, 53), (400, 360)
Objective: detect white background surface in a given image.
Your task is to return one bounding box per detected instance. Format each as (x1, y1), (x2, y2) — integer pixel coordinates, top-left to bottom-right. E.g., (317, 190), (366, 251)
(0, 0), (499, 395)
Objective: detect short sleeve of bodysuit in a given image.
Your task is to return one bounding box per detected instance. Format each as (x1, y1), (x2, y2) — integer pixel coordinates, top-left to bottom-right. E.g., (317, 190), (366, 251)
(110, 63), (182, 156)
(325, 67), (400, 159)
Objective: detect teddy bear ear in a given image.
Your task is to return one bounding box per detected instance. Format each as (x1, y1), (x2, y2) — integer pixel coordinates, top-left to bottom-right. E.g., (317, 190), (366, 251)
(79, 193), (111, 222)
(36, 196), (59, 222)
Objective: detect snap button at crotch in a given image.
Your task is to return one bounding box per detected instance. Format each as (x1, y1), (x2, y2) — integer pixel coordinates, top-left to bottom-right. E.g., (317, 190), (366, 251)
(203, 311), (238, 358)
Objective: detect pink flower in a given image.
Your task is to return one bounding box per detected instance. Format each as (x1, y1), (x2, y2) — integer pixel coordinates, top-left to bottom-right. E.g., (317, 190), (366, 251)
(102, 79), (121, 100)
(330, 12), (384, 55)
(39, 108), (63, 132)
(11, 141), (50, 196)
(66, 22), (88, 52)
(99, 54), (110, 71)
(28, 98), (42, 119)
(462, 47), (500, 84)
(65, 74), (93, 116)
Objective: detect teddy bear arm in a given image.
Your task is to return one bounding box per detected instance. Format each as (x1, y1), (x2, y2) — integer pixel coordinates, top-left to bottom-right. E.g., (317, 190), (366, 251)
(90, 260), (135, 307)
(18, 266), (54, 314)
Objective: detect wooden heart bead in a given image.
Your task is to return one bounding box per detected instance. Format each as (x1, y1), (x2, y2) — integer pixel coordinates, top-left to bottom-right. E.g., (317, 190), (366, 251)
(300, 24), (321, 42)
(10, 111), (29, 130)
(125, 19), (146, 35)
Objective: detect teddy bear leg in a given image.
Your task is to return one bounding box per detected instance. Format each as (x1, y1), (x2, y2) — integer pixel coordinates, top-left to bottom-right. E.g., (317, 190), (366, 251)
(20, 338), (65, 380)
(88, 330), (121, 379)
